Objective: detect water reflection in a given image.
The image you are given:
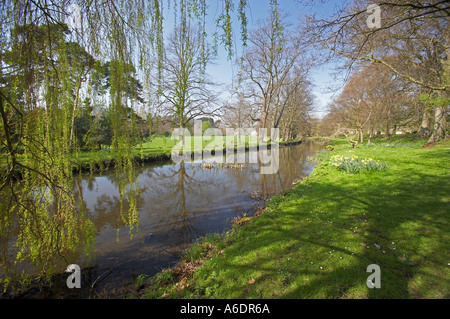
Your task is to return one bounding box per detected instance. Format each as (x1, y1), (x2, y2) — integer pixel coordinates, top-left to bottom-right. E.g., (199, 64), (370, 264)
(6, 140), (322, 298)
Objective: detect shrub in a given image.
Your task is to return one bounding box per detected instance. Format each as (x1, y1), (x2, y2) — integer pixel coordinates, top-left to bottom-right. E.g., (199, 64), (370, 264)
(330, 155), (387, 173)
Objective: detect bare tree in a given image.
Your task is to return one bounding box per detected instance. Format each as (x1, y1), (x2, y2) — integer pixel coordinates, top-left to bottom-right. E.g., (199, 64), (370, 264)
(307, 0), (449, 142)
(156, 24), (218, 133)
(238, 10), (308, 139)
(273, 75), (315, 140)
(327, 61), (420, 142)
(222, 93), (254, 129)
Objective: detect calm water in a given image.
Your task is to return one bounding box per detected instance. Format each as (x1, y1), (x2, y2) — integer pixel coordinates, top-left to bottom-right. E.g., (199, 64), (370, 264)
(6, 140), (322, 298)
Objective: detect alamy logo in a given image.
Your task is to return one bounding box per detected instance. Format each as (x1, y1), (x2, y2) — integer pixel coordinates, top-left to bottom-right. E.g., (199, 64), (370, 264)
(366, 4), (381, 29)
(171, 120), (279, 174)
(66, 264), (81, 289)
(66, 4), (82, 29)
(366, 264), (381, 289)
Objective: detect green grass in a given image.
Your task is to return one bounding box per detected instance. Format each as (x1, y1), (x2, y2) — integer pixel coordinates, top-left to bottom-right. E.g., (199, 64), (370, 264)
(136, 135), (450, 299)
(72, 136), (177, 166)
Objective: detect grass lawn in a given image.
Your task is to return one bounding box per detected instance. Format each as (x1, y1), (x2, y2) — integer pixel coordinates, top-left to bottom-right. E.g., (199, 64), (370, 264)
(72, 136), (178, 167)
(136, 135), (450, 299)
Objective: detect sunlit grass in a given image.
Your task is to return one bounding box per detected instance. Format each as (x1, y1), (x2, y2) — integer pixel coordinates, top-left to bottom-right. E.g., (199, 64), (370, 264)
(137, 136), (450, 299)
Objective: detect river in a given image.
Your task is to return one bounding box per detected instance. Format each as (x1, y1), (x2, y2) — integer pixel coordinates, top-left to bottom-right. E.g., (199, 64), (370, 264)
(5, 140), (322, 298)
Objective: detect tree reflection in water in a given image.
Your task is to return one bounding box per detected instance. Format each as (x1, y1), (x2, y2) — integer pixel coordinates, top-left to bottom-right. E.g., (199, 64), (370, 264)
(19, 140), (322, 297)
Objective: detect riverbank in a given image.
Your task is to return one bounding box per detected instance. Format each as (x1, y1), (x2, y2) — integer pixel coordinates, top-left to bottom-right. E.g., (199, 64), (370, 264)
(1, 137), (310, 298)
(1, 136), (302, 178)
(73, 137), (302, 174)
(133, 134), (449, 299)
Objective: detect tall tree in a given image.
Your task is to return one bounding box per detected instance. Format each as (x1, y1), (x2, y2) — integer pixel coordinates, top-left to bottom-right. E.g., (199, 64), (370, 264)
(157, 24), (218, 133)
(276, 76), (315, 140)
(308, 0), (449, 142)
(0, 21), (97, 285)
(326, 62), (421, 142)
(238, 8), (309, 139)
(0, 0), (254, 288)
(0, 0), (252, 287)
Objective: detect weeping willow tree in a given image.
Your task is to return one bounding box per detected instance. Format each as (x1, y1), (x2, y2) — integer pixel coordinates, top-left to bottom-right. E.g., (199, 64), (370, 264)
(0, 20), (98, 287)
(0, 0), (251, 290)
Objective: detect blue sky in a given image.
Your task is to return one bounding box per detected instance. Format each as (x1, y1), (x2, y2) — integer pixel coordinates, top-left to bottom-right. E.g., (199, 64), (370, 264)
(162, 0), (348, 118)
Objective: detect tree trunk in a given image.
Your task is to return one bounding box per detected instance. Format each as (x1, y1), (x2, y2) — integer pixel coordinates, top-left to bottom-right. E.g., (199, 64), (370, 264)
(428, 106), (448, 143)
(418, 109), (431, 137)
(69, 76), (83, 149)
(384, 110), (390, 138)
(384, 122), (390, 138)
(392, 124), (397, 136)
(259, 110), (267, 142)
(179, 118), (185, 147)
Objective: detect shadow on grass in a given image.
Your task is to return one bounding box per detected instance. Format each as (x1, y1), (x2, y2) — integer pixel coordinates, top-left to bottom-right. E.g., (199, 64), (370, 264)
(200, 159), (449, 298)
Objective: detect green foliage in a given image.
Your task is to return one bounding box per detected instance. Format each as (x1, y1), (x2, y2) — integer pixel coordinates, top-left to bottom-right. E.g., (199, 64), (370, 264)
(216, 0), (235, 59)
(0, 0), (248, 292)
(154, 271), (175, 285)
(419, 93), (450, 108)
(0, 19), (100, 288)
(201, 119), (213, 133)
